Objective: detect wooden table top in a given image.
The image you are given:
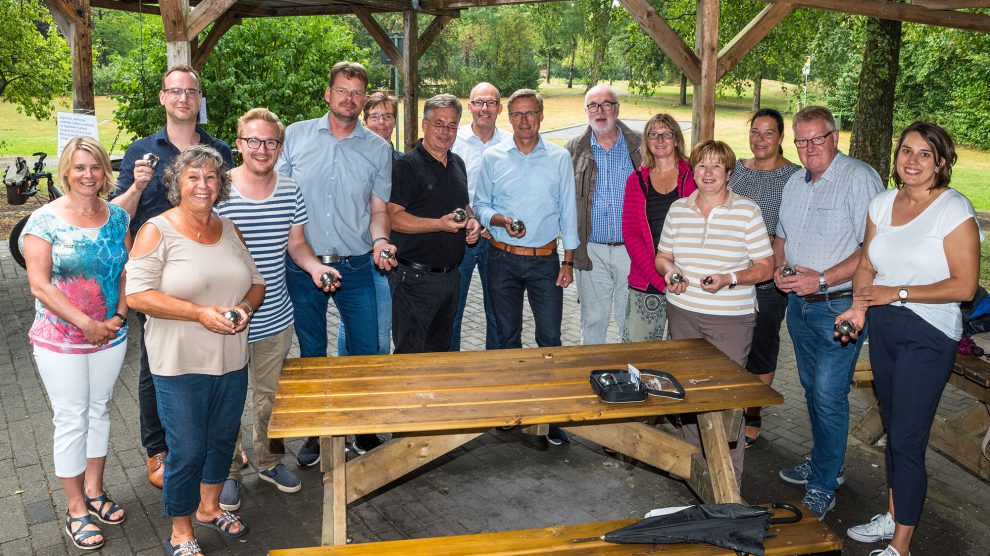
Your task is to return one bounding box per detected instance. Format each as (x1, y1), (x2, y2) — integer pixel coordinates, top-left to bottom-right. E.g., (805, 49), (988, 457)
(268, 339), (784, 439)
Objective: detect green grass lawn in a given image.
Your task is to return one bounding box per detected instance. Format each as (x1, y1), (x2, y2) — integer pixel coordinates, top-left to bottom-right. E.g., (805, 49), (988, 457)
(0, 97), (127, 156)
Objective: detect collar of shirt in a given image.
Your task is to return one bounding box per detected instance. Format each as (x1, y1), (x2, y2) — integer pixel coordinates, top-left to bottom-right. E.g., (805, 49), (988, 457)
(457, 124), (509, 147)
(506, 135), (549, 155)
(317, 112), (374, 142)
(683, 188), (742, 212)
(590, 128), (626, 153)
(807, 151), (849, 185)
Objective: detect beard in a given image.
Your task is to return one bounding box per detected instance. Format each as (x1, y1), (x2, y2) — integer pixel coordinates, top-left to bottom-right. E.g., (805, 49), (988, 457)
(330, 104), (360, 124)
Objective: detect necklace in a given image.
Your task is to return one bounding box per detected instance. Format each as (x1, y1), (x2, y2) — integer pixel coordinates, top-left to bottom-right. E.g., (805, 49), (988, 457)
(179, 208), (212, 240)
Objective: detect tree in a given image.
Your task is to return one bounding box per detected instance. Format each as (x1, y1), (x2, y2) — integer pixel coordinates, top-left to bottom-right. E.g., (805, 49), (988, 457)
(447, 7), (540, 97)
(579, 0), (616, 88)
(849, 15), (901, 180)
(0, 0), (71, 122)
(530, 3), (564, 83)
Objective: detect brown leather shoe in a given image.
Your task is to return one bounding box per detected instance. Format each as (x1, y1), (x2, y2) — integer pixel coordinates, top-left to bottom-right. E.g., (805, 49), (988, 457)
(147, 451), (166, 489)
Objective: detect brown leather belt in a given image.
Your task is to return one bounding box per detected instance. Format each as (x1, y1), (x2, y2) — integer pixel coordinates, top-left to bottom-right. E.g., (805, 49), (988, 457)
(489, 238), (557, 257)
(802, 290), (853, 303)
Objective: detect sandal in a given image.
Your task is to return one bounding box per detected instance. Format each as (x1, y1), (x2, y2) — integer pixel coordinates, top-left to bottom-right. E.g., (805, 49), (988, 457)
(163, 538), (203, 556)
(195, 510), (248, 538)
(85, 490), (126, 524)
(745, 414), (762, 448)
(64, 511), (104, 550)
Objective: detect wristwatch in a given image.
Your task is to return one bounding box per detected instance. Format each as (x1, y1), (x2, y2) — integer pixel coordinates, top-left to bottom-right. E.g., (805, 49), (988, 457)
(818, 272), (828, 293)
(728, 272), (737, 289)
(897, 287), (909, 304)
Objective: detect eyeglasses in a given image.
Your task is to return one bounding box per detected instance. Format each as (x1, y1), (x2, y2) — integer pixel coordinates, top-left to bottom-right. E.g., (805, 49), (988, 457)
(586, 101), (618, 113)
(794, 130), (835, 148)
(162, 88), (201, 99)
(508, 111), (540, 120)
(429, 121), (459, 134)
(647, 131), (675, 141)
(367, 113), (395, 123)
(239, 137), (282, 150)
(469, 99), (499, 109)
(331, 87), (367, 99)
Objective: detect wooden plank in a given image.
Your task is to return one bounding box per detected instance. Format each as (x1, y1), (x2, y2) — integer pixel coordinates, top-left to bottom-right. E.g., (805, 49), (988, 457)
(696, 410), (741, 504)
(344, 432), (483, 503)
(42, 0), (77, 21)
(929, 405), (990, 481)
(954, 353), (990, 389)
(694, 0), (719, 145)
(160, 0), (189, 43)
(89, 0), (161, 14)
(186, 0), (236, 39)
(913, 0), (990, 8)
(717, 3), (794, 80)
(765, 0), (990, 33)
(191, 11), (238, 70)
(319, 436), (347, 546)
(402, 9), (419, 151)
(270, 501), (842, 555)
(352, 6), (401, 66)
(417, 15), (455, 59)
(562, 422), (698, 478)
(616, 0), (701, 84)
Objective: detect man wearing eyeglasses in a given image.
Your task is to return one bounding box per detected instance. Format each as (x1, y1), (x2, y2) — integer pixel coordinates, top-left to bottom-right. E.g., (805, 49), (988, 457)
(474, 88), (578, 448)
(565, 84), (642, 345)
(110, 64), (233, 490)
(388, 94), (480, 353)
(773, 105), (883, 519)
(276, 61), (397, 463)
(449, 82), (511, 352)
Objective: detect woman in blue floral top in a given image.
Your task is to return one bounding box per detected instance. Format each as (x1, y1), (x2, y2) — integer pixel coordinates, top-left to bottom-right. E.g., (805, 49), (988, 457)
(22, 136), (130, 550)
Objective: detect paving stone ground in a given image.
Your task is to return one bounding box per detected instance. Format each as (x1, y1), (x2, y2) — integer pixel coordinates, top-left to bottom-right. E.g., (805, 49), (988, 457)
(1, 242), (988, 555)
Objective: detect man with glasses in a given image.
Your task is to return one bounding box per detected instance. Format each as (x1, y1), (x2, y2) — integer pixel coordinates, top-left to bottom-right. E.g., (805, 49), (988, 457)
(773, 105), (883, 518)
(277, 61), (397, 463)
(449, 82), (511, 351)
(388, 94), (480, 353)
(474, 89), (578, 449)
(565, 84), (641, 345)
(111, 64), (233, 489)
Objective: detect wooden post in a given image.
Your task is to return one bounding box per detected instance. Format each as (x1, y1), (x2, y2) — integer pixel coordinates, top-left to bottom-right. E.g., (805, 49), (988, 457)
(692, 0), (718, 146)
(44, 0), (95, 113)
(402, 10), (419, 152)
(161, 0), (193, 67)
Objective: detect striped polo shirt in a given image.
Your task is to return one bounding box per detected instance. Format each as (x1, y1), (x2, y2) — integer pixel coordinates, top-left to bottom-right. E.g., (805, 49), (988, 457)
(215, 173), (308, 342)
(657, 189), (773, 316)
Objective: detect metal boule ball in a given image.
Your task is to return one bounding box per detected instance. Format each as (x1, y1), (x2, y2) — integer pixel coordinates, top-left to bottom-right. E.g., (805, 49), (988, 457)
(379, 248), (394, 261)
(142, 153), (160, 169)
(669, 272), (684, 284)
(320, 271), (339, 289)
(223, 309), (242, 326)
(835, 320), (856, 336)
(510, 219), (525, 233)
(702, 276), (714, 286)
(780, 265), (796, 277)
(452, 208), (467, 223)
(599, 373), (617, 387)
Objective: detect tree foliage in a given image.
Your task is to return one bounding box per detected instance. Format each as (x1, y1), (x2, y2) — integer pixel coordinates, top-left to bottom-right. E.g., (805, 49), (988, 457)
(0, 0), (71, 121)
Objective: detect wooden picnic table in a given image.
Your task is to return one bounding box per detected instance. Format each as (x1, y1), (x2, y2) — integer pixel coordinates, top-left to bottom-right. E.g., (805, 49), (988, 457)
(268, 339), (784, 546)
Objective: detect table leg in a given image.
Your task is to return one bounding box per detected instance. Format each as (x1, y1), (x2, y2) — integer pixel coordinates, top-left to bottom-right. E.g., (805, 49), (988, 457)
(320, 436), (347, 545)
(697, 410), (741, 504)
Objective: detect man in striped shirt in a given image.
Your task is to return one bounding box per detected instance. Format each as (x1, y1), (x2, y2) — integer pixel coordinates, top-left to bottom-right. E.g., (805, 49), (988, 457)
(214, 108), (340, 511)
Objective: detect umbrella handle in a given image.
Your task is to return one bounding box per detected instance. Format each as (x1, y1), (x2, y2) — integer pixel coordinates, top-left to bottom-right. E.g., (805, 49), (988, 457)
(768, 502), (802, 525)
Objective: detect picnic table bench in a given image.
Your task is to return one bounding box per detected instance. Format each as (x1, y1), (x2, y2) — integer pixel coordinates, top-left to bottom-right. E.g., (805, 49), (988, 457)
(267, 339), (785, 548)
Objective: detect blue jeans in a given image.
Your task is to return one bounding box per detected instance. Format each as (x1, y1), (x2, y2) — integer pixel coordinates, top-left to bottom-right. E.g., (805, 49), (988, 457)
(787, 293), (866, 494)
(154, 368), (247, 517)
(450, 238), (499, 350)
(487, 248), (562, 349)
(285, 254), (378, 357)
(337, 267), (391, 355)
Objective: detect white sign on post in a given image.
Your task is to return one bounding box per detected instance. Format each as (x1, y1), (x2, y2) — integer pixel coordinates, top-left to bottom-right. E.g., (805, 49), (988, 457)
(56, 112), (100, 160)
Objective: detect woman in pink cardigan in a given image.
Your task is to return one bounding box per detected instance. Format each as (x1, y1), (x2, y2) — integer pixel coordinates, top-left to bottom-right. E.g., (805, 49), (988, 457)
(621, 113), (696, 341)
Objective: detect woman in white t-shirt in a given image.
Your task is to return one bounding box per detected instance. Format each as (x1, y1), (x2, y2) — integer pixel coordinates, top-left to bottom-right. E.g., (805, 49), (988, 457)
(836, 122), (981, 556)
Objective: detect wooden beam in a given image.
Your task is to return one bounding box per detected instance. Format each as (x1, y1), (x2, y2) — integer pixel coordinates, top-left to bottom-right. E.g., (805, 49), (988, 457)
(417, 15), (455, 58)
(191, 12), (238, 70)
(160, 0), (189, 43)
(421, 0), (559, 8)
(89, 0), (161, 15)
(692, 0), (718, 145)
(43, 0), (76, 22)
(402, 9), (420, 151)
(319, 436), (347, 546)
(697, 410), (742, 504)
(617, 0), (701, 84)
(912, 0), (990, 8)
(186, 0), (237, 39)
(766, 0), (990, 33)
(562, 422), (698, 479)
(717, 3), (794, 80)
(352, 6), (402, 66)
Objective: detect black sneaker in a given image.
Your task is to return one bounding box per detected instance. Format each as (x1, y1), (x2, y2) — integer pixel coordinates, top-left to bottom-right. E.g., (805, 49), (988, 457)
(547, 426), (569, 446)
(296, 437), (321, 468)
(350, 434), (382, 455)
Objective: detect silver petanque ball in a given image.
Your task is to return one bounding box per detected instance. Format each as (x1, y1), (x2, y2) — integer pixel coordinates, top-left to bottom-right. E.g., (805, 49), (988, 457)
(142, 153), (160, 169)
(320, 271), (339, 289)
(669, 272), (685, 284)
(702, 276), (714, 286)
(379, 248), (394, 261)
(835, 320), (856, 336)
(510, 219), (525, 233)
(222, 309), (242, 326)
(452, 208), (467, 223)
(599, 373), (617, 387)
(780, 265), (796, 277)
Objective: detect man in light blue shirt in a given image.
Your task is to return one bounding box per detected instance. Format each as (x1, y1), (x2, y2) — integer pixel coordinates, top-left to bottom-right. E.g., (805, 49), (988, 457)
(276, 61), (397, 465)
(449, 82), (512, 351)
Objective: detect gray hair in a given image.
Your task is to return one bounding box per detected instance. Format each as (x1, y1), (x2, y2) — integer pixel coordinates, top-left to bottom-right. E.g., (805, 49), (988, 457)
(164, 144), (232, 207)
(792, 105), (836, 133)
(423, 93), (462, 122)
(507, 89), (543, 112)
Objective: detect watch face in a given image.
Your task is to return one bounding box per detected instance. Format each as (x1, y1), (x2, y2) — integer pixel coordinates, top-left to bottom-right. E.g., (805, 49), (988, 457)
(899, 288), (909, 302)
(819, 282), (828, 293)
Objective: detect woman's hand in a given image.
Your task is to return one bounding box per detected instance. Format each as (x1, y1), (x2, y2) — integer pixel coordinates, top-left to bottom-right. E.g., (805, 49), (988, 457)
(700, 273), (730, 294)
(197, 306), (238, 335)
(853, 285), (899, 307)
(664, 269), (688, 295)
(834, 306), (867, 343)
(81, 318), (119, 346)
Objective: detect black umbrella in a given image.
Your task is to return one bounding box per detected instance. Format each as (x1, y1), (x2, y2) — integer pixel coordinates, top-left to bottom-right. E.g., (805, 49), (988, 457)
(602, 502), (801, 556)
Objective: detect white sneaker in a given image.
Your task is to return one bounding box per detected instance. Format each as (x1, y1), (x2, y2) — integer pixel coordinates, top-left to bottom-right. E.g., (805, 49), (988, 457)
(870, 545), (909, 556)
(848, 512), (895, 543)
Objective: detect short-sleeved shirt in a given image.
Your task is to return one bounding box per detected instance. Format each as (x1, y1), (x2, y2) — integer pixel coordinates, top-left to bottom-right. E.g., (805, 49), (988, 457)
(214, 174), (308, 343)
(276, 114), (392, 257)
(657, 190), (773, 316)
(868, 188), (982, 340)
(110, 125), (233, 236)
(776, 152), (884, 292)
(452, 125), (511, 202)
(22, 202), (130, 354)
(125, 216), (265, 376)
(589, 131), (635, 244)
(390, 142), (470, 267)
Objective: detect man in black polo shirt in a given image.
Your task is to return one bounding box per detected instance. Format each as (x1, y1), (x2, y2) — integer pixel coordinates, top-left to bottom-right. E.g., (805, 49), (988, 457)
(388, 94), (481, 353)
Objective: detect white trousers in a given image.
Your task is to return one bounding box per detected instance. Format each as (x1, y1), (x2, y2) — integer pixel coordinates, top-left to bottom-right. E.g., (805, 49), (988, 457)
(576, 242), (631, 345)
(33, 342), (126, 477)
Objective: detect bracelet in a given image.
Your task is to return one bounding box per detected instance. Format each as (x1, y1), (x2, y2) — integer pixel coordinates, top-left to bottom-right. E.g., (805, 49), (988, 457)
(561, 261), (574, 267)
(238, 300), (255, 316)
(112, 312), (127, 324)
(372, 236), (390, 246)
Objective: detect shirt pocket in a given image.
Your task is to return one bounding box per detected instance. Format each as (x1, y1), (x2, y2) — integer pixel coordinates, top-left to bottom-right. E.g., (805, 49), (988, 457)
(815, 207), (843, 238)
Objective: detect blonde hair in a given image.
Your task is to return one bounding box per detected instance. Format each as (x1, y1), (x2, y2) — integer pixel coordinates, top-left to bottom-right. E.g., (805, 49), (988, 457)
(640, 113), (687, 168)
(237, 107), (285, 141)
(58, 137), (116, 196)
